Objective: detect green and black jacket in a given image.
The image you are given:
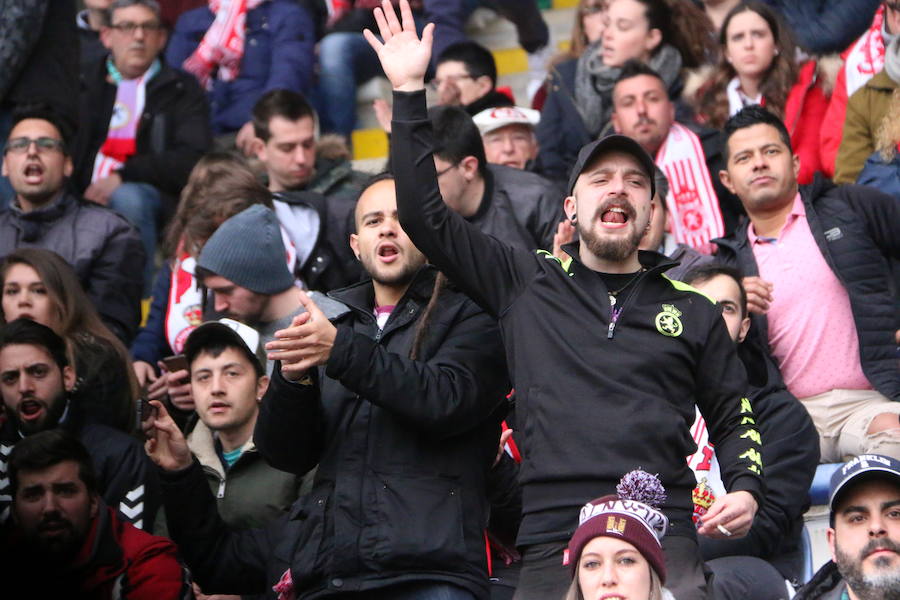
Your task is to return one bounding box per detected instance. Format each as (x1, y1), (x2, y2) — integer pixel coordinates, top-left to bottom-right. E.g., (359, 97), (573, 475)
(391, 89), (765, 547)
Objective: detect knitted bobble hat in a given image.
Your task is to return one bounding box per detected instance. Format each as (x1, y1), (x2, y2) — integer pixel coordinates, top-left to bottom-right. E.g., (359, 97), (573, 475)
(197, 204), (295, 295)
(567, 470), (669, 582)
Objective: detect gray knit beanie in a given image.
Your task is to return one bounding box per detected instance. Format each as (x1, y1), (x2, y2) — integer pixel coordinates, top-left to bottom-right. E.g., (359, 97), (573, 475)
(197, 204), (295, 295)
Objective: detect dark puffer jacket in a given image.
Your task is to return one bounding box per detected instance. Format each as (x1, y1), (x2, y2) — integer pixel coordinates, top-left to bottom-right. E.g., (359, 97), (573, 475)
(162, 267), (509, 599)
(0, 193), (145, 344)
(715, 175), (900, 401)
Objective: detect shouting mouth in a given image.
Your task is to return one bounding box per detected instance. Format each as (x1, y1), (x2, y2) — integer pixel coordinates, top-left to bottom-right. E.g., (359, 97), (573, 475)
(377, 243), (400, 264)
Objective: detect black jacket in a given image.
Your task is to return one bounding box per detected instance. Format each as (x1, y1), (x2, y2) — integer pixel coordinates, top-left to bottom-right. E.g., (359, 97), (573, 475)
(715, 176), (900, 401)
(275, 185), (361, 293)
(72, 57), (211, 208)
(162, 267), (509, 599)
(390, 89), (764, 546)
(793, 560), (846, 600)
(0, 417), (160, 531)
(0, 192), (145, 344)
(471, 165), (564, 252)
(699, 342), (819, 581)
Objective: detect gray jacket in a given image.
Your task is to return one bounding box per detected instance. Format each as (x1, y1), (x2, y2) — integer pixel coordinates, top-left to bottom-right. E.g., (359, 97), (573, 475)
(0, 192), (145, 343)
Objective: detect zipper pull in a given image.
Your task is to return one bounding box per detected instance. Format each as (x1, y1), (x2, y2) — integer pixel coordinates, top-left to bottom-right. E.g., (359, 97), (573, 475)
(607, 321), (616, 339)
(217, 479), (226, 499)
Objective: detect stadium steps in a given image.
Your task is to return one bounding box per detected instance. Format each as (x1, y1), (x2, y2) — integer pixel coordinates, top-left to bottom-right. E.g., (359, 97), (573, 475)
(350, 0), (578, 172)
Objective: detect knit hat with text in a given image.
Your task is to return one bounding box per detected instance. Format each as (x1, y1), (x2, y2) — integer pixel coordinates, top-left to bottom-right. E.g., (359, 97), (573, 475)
(566, 470), (669, 583)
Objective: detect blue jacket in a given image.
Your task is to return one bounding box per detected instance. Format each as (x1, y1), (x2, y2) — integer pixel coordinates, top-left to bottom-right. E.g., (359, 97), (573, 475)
(857, 151), (900, 199)
(165, 0), (315, 134)
(761, 0), (880, 54)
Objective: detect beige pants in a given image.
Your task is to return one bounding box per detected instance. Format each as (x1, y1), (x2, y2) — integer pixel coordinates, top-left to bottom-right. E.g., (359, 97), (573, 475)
(801, 389), (900, 463)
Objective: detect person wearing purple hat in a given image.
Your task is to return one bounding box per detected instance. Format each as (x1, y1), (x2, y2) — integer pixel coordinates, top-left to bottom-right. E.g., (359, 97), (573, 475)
(565, 470), (675, 600)
(366, 3), (765, 599)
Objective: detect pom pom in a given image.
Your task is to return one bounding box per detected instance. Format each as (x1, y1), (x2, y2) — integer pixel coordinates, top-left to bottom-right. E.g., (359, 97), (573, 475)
(616, 470), (667, 508)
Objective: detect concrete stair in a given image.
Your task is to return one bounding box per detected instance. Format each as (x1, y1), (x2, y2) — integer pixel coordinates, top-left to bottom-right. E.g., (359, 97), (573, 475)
(350, 0), (578, 173)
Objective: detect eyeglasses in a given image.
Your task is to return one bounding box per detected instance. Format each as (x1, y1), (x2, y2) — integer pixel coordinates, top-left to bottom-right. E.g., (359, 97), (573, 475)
(428, 74), (474, 90)
(435, 162), (459, 178)
(5, 137), (66, 155)
(109, 21), (164, 35)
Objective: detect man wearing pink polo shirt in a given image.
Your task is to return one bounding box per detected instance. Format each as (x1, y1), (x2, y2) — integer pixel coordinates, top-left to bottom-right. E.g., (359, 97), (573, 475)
(715, 105), (900, 463)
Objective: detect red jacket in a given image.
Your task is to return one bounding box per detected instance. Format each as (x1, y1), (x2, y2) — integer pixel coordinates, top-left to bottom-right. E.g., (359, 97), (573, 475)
(2, 506), (190, 599)
(785, 60), (831, 184)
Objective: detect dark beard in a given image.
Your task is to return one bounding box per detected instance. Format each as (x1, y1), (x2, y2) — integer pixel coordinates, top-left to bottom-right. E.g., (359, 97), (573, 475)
(835, 539), (900, 600)
(8, 391), (69, 436)
(20, 518), (85, 566)
(579, 222), (645, 263)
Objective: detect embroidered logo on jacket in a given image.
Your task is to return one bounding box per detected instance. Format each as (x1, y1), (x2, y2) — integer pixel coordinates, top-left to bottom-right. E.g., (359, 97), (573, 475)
(654, 304), (683, 337)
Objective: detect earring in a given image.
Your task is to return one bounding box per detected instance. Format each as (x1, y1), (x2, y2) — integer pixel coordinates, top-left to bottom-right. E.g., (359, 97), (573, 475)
(774, 49), (780, 56)
(570, 216), (577, 224)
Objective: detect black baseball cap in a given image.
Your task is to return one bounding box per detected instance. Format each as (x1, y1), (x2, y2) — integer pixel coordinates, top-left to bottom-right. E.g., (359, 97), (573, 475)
(566, 134), (657, 198)
(829, 454), (900, 511)
(184, 319), (266, 375)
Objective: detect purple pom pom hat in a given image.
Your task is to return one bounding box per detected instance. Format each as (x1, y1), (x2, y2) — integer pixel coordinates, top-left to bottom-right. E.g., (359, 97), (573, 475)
(566, 470), (669, 582)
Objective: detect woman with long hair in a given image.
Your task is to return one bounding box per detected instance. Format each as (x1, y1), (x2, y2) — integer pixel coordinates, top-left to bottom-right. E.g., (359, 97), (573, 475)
(1, 248), (139, 433)
(131, 153), (274, 394)
(692, 1), (829, 183)
(536, 0), (714, 182)
(563, 471), (674, 600)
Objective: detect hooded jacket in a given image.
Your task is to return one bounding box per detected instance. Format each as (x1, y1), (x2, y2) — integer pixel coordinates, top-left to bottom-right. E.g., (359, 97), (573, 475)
(391, 89), (764, 547)
(0, 192), (145, 344)
(161, 267), (509, 599)
(835, 70), (897, 184)
(714, 175), (900, 401)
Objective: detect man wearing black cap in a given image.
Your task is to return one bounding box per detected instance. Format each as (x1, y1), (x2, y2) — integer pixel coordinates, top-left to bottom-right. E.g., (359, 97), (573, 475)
(795, 454), (900, 600)
(364, 3), (764, 599)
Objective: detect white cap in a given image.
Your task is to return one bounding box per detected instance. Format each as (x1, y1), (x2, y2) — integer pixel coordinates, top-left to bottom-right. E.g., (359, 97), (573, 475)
(472, 106), (540, 135)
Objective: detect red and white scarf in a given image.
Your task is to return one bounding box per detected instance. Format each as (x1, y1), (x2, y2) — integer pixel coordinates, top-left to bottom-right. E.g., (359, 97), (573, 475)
(844, 5), (885, 98)
(91, 60), (160, 182)
(164, 228), (298, 353)
(655, 123), (724, 254)
(182, 0), (265, 90)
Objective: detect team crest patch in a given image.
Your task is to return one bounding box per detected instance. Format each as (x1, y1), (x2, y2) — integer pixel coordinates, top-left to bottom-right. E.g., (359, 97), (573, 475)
(655, 304), (683, 337)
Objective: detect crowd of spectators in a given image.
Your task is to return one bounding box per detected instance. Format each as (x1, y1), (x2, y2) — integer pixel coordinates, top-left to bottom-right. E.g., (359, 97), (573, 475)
(0, 0), (898, 599)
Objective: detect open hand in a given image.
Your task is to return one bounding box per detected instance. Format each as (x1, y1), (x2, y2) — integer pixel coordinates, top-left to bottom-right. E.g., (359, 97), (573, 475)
(266, 291), (337, 380)
(144, 401), (193, 471)
(363, 0), (434, 92)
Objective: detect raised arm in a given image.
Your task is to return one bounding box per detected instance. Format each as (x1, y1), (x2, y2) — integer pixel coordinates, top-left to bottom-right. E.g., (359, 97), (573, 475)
(363, 0), (538, 316)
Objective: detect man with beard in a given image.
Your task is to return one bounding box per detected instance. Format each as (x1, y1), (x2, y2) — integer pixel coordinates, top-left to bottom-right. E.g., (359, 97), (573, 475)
(145, 173), (509, 599)
(365, 4), (764, 599)
(0, 429), (189, 597)
(795, 454), (900, 600)
(0, 318), (159, 529)
(159, 204), (346, 414)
